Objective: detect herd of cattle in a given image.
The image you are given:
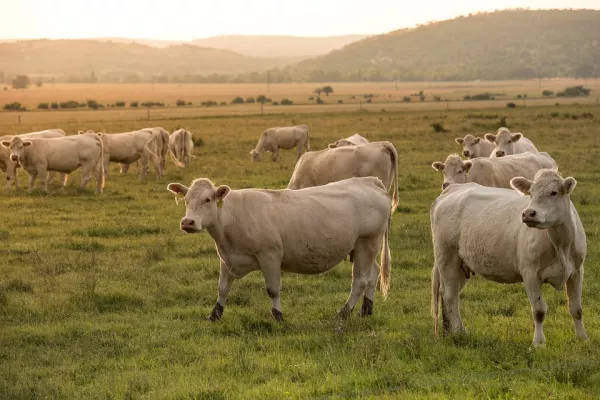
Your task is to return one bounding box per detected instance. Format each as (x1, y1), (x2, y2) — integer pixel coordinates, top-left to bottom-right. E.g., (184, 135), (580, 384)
(0, 123), (588, 347)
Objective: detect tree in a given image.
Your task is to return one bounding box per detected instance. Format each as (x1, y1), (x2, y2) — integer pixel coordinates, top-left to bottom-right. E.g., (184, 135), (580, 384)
(12, 75), (30, 90)
(313, 88), (323, 96)
(90, 71), (97, 83)
(35, 79), (43, 88)
(322, 86), (334, 96)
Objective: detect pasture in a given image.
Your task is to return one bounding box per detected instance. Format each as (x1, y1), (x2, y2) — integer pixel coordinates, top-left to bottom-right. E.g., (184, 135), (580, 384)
(1, 96), (600, 398)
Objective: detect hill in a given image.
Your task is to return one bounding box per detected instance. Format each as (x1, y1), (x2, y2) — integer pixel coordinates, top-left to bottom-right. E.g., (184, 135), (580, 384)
(190, 35), (368, 58)
(0, 40), (296, 82)
(296, 9), (600, 81)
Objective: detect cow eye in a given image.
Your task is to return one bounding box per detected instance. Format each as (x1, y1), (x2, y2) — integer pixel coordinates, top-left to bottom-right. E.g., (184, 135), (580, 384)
(550, 191), (557, 196)
(204, 198), (211, 203)
(458, 170), (462, 174)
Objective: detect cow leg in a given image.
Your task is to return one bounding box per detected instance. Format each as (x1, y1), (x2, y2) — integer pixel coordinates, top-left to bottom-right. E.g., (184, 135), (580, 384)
(523, 274), (547, 347)
(437, 252), (466, 335)
(60, 173), (68, 188)
(47, 171), (56, 185)
(80, 164), (93, 191)
(119, 163), (129, 174)
(566, 268), (588, 340)
(339, 241), (377, 318)
(28, 172), (38, 192)
(259, 254), (284, 321)
(139, 157), (148, 181)
(7, 162), (18, 190)
(37, 167), (49, 193)
(208, 260), (235, 321)
(359, 260), (380, 317)
(295, 145), (302, 164)
(272, 147), (280, 162)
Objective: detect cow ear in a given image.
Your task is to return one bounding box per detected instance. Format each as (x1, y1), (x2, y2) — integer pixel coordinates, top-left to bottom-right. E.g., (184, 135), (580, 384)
(23, 141), (32, 147)
(464, 161), (473, 173)
(510, 177), (533, 195)
(484, 133), (496, 143)
(215, 185), (231, 201)
(1, 141), (10, 148)
(474, 137), (480, 144)
(167, 183), (188, 195)
(78, 130), (84, 135)
(328, 143), (336, 148)
(432, 162), (445, 172)
(511, 133), (522, 142)
(455, 138), (464, 145)
(562, 177), (577, 195)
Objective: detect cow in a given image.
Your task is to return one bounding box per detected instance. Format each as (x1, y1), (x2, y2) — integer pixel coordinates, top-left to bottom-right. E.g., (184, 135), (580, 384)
(430, 169), (588, 347)
(485, 127), (538, 157)
(328, 133), (369, 148)
(432, 152), (557, 190)
(167, 176), (392, 322)
(1, 134), (104, 193)
(288, 141), (399, 212)
(80, 128), (164, 180)
(0, 129), (66, 190)
(455, 134), (494, 158)
(168, 128), (194, 168)
(250, 125), (310, 163)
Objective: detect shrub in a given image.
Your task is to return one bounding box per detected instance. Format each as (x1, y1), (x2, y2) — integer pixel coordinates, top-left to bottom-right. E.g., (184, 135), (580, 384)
(115, 101), (125, 107)
(37, 102), (49, 109)
(3, 102), (24, 111)
(220, 102), (227, 106)
(557, 86), (591, 97)
(337, 100), (343, 104)
(316, 98), (324, 104)
(363, 94), (374, 99)
(245, 97), (255, 103)
(176, 99), (186, 106)
(201, 100), (218, 107)
(431, 122), (449, 133)
(86, 99), (99, 110)
(130, 101), (139, 107)
(542, 90), (554, 96)
(365, 98), (372, 103)
(433, 96), (441, 102)
(272, 101), (279, 105)
(256, 95), (271, 104)
(280, 98), (293, 105)
(78, 102), (86, 108)
(141, 101), (163, 107)
(187, 102), (192, 106)
(517, 94), (522, 99)
(60, 101), (80, 109)
(231, 96), (244, 104)
(402, 96), (411, 102)
(464, 95), (471, 100)
(506, 102), (517, 108)
(51, 102), (59, 109)
(308, 96), (314, 100)
(467, 92), (494, 101)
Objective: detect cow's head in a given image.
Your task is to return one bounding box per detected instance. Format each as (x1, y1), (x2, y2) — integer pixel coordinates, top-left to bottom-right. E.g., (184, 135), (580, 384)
(328, 139), (353, 148)
(1, 136), (31, 164)
(249, 149), (260, 162)
(432, 154), (472, 190)
(511, 169), (576, 230)
(167, 178), (231, 233)
(485, 128), (522, 157)
(455, 134), (482, 159)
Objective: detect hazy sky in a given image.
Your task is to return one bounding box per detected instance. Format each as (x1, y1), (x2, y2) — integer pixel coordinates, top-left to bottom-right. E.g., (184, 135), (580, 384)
(2, 0), (598, 40)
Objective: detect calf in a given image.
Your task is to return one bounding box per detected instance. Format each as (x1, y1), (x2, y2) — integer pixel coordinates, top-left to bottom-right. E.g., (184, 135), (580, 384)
(455, 134), (494, 158)
(485, 127), (537, 157)
(250, 125), (310, 163)
(328, 133), (369, 148)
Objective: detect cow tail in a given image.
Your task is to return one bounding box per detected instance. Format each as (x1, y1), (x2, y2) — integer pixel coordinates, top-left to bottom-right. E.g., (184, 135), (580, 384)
(379, 212), (391, 298)
(96, 134), (105, 192)
(382, 141), (399, 212)
(167, 132), (185, 168)
(144, 133), (163, 167)
(432, 265), (440, 336)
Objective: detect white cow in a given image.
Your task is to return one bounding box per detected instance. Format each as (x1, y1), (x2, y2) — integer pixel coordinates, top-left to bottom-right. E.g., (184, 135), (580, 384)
(432, 152), (557, 190)
(1, 134), (104, 193)
(168, 128), (194, 168)
(288, 141), (399, 211)
(250, 125), (310, 163)
(167, 176), (391, 321)
(430, 169), (588, 346)
(0, 129), (66, 190)
(455, 134), (494, 158)
(328, 133), (369, 148)
(485, 127), (538, 157)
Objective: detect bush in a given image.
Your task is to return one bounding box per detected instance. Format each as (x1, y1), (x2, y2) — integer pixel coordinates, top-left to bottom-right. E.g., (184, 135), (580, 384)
(201, 100), (218, 107)
(337, 100), (343, 104)
(256, 95), (271, 104)
(60, 100), (80, 109)
(517, 94), (522, 99)
(363, 94), (374, 99)
(51, 102), (59, 109)
(176, 99), (187, 106)
(130, 101), (139, 107)
(86, 99), (99, 110)
(433, 96), (441, 102)
(245, 97), (255, 103)
(316, 98), (325, 104)
(78, 102), (86, 108)
(272, 101), (279, 105)
(231, 96), (244, 104)
(308, 96), (314, 100)
(141, 101), (164, 108)
(402, 96), (411, 102)
(187, 102), (192, 106)
(115, 101), (125, 107)
(365, 98), (372, 103)
(431, 122), (449, 133)
(464, 95), (471, 100)
(37, 102), (49, 109)
(220, 102), (227, 106)
(3, 102), (24, 111)
(506, 102), (517, 108)
(542, 90), (554, 96)
(280, 98), (293, 105)
(557, 86), (591, 97)
(466, 92), (494, 101)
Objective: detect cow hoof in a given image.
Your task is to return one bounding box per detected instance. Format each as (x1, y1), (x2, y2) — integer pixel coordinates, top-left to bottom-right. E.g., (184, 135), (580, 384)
(271, 308), (284, 322)
(207, 302), (223, 321)
(336, 305), (352, 320)
(359, 297), (373, 317)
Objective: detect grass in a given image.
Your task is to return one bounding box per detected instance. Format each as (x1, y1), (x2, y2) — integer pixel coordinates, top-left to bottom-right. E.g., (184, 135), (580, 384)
(0, 97), (600, 398)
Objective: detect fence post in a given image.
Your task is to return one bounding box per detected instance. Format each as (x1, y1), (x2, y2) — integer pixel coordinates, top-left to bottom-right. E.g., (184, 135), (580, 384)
(18, 115), (21, 124)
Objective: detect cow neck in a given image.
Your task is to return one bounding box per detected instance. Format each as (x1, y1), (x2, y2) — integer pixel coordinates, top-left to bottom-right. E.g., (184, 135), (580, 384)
(546, 201), (577, 288)
(206, 206), (231, 250)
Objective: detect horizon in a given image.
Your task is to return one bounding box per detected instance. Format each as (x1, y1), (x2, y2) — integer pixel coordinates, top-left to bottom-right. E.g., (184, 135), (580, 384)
(1, 1), (598, 41)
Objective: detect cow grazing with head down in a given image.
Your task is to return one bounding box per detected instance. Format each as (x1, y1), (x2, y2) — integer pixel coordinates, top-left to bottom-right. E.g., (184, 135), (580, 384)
(0, 129), (66, 190)
(1, 134), (104, 193)
(455, 134), (494, 158)
(485, 127), (537, 157)
(328, 133), (369, 148)
(250, 125), (310, 163)
(430, 169), (588, 346)
(168, 128), (194, 168)
(432, 152), (557, 190)
(288, 141), (399, 212)
(167, 176), (392, 322)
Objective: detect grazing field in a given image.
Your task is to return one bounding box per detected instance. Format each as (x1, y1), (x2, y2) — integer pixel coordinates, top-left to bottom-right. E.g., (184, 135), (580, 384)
(1, 102), (600, 399)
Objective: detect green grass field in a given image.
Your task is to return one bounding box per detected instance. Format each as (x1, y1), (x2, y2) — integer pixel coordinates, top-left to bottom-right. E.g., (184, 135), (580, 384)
(1, 100), (600, 399)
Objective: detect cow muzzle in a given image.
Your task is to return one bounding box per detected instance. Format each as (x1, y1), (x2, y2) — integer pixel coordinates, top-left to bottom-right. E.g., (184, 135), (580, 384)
(442, 182), (451, 190)
(495, 151), (505, 157)
(521, 209), (541, 228)
(462, 150), (470, 158)
(10, 155), (18, 162)
(180, 218), (199, 233)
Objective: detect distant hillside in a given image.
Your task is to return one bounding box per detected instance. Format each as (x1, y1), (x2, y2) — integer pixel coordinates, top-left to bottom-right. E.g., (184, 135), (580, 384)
(191, 35), (368, 58)
(0, 39), (295, 82)
(297, 9), (600, 81)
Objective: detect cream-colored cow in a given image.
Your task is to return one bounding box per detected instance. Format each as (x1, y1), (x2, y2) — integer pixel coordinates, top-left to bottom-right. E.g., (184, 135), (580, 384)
(0, 129), (66, 190)
(168, 128), (194, 168)
(250, 125), (310, 163)
(485, 127), (538, 157)
(432, 152), (557, 190)
(431, 169), (588, 346)
(455, 134), (494, 158)
(1, 134), (104, 193)
(288, 141), (399, 212)
(328, 133), (369, 148)
(167, 176), (391, 322)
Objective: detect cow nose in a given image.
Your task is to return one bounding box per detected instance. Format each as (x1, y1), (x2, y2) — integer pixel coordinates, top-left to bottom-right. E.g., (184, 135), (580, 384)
(181, 218), (195, 229)
(522, 209), (536, 220)
(442, 182), (450, 190)
(10, 155), (17, 161)
(496, 151), (505, 157)
(463, 150), (470, 157)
